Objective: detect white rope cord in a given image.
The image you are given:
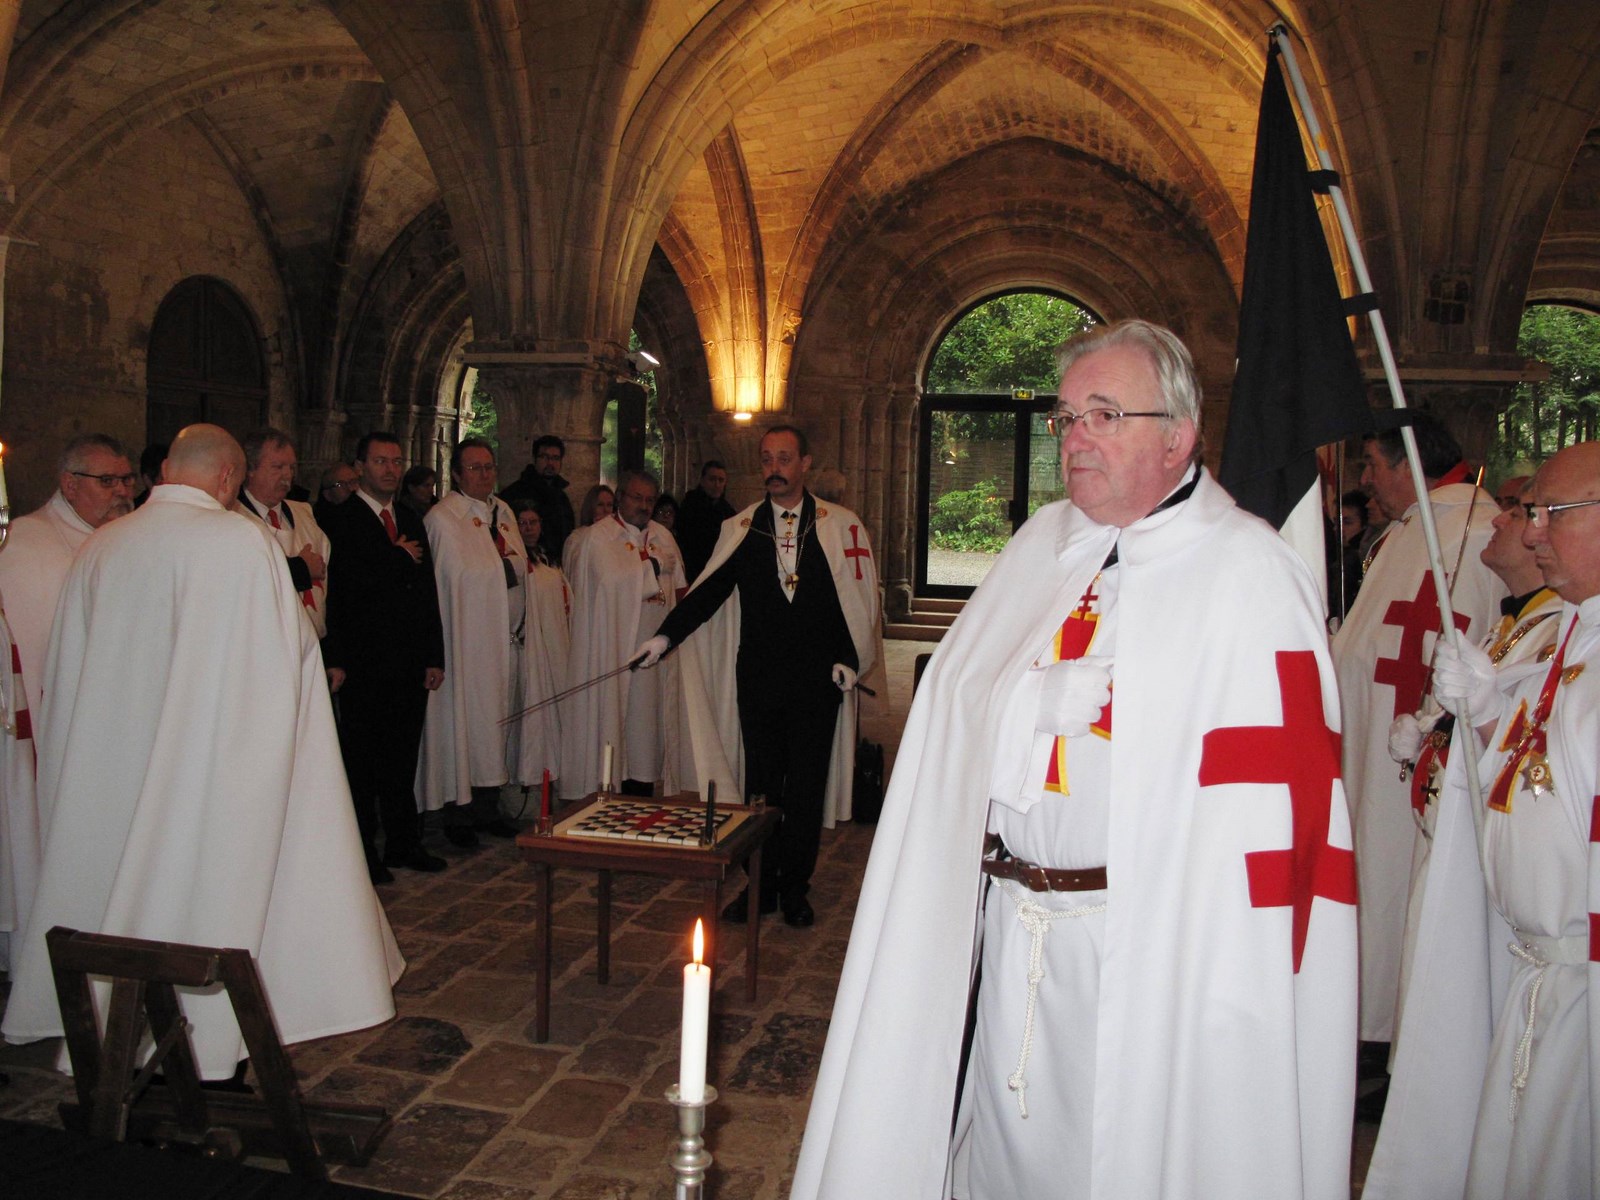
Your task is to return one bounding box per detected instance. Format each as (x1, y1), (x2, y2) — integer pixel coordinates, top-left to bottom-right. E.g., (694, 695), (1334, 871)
(1507, 940), (1549, 1124)
(998, 880), (1106, 1118)
(1504, 931), (1586, 1123)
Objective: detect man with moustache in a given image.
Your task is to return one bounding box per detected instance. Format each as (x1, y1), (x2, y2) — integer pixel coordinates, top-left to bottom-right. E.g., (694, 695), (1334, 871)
(0, 424), (403, 1080)
(323, 432), (446, 882)
(0, 434), (136, 719)
(792, 321), (1355, 1200)
(236, 428), (332, 638)
(638, 426), (881, 928)
(1367, 441), (1600, 1199)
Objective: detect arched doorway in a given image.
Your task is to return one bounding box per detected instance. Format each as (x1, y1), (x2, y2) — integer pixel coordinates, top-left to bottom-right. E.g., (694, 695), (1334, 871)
(145, 276), (269, 445)
(917, 290), (1095, 597)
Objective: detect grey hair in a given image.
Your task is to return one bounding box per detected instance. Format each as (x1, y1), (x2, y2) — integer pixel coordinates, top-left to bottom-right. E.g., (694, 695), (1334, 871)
(619, 468), (660, 498)
(241, 427), (295, 472)
(1057, 319), (1204, 446)
(58, 433), (130, 475)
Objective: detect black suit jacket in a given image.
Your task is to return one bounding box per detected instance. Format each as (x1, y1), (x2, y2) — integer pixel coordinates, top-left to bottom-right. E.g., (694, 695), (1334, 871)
(658, 493), (856, 696)
(322, 496), (445, 683)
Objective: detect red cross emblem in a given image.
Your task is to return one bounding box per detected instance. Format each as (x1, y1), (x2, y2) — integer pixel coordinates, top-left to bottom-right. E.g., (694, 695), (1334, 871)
(1198, 650), (1356, 972)
(1374, 572), (1470, 719)
(844, 524), (871, 580)
(1043, 583), (1111, 794)
(9, 642), (29, 743)
(1590, 796), (1600, 963)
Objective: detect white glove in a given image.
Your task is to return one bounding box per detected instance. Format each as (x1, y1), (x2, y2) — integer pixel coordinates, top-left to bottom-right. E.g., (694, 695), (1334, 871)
(1432, 639), (1499, 724)
(633, 635), (670, 668)
(1034, 655), (1112, 738)
(831, 663), (858, 692)
(1388, 713), (1425, 764)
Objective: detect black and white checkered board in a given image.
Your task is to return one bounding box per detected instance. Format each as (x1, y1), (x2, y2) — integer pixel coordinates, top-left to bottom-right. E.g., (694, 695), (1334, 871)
(557, 798), (742, 845)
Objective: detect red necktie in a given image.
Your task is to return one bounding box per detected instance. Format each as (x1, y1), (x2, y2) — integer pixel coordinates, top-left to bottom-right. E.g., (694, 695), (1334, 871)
(267, 509), (281, 530)
(381, 508), (398, 543)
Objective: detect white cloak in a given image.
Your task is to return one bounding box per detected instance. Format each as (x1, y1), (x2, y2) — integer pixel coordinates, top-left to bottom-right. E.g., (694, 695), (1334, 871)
(792, 470), (1357, 1200)
(236, 494), (332, 639)
(0, 605), (38, 973)
(1331, 480), (1505, 1041)
(510, 558), (570, 786)
(0, 484), (402, 1078)
(558, 516), (688, 798)
(416, 492), (525, 809)
(678, 497), (882, 824)
(0, 491), (95, 720)
(1367, 595), (1600, 1200)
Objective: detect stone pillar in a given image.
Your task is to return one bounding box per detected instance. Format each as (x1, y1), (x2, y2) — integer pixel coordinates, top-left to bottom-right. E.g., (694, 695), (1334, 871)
(409, 405), (457, 479)
(883, 391), (918, 621)
(297, 407), (348, 487)
(1364, 352), (1535, 468)
(472, 360), (614, 490)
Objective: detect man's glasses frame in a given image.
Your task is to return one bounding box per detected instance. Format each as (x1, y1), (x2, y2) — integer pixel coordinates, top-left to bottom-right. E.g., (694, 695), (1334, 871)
(1045, 408), (1171, 438)
(70, 470), (136, 489)
(1522, 498), (1600, 526)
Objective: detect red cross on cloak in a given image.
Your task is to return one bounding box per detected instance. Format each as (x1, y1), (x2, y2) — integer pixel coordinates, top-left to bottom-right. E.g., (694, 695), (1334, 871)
(9, 641), (29, 743)
(1590, 796), (1600, 963)
(1374, 572), (1470, 719)
(1198, 650), (1356, 973)
(844, 524), (871, 580)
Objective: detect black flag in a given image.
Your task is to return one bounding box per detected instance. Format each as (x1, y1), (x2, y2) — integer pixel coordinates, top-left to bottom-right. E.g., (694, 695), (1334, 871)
(1219, 43), (1371, 530)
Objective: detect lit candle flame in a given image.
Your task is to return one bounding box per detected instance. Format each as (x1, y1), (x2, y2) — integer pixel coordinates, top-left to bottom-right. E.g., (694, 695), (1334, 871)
(693, 917), (704, 966)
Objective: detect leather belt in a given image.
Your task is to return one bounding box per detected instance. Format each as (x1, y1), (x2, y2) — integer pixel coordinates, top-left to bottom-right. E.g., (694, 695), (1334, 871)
(981, 835), (1107, 893)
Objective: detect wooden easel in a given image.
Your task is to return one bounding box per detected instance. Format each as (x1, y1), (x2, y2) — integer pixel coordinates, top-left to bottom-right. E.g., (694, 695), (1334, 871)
(46, 926), (390, 1179)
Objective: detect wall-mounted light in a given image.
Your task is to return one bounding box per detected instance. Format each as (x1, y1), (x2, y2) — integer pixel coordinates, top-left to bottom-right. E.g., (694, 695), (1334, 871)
(732, 412), (753, 423)
(636, 349), (660, 367)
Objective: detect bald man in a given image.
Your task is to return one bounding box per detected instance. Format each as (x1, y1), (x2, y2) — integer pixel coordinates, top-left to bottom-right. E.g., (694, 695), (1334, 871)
(1, 424), (403, 1080)
(1369, 441), (1600, 1198)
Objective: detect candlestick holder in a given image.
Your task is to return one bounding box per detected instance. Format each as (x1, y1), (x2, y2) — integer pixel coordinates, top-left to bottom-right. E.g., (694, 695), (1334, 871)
(535, 813), (553, 837)
(664, 1083), (717, 1199)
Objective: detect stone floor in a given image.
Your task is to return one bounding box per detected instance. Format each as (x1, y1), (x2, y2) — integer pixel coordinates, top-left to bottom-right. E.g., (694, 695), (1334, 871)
(0, 637), (1378, 1197)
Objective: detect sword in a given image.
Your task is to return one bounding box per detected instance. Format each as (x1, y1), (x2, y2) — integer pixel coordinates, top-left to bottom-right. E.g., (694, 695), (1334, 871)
(499, 652), (648, 725)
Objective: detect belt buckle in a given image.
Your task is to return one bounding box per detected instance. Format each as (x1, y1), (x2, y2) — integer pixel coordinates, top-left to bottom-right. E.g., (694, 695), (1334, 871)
(1019, 861), (1051, 892)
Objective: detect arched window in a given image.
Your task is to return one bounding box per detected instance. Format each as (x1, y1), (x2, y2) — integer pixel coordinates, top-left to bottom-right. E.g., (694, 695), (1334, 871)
(917, 290), (1095, 596)
(1494, 303), (1600, 474)
(146, 276), (268, 445)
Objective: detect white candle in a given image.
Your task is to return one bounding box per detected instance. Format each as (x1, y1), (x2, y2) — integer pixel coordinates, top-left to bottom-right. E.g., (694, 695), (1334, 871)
(0, 443), (10, 511)
(602, 742), (614, 792)
(679, 918), (711, 1103)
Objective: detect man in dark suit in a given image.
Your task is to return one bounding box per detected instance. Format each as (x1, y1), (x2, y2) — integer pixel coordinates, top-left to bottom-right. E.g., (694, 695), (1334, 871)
(642, 427), (879, 927)
(323, 431), (447, 883)
(675, 459), (735, 583)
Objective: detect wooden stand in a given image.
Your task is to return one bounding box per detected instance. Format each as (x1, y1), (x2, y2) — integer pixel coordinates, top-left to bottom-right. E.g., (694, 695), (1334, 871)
(516, 796), (780, 1042)
(46, 926), (391, 1179)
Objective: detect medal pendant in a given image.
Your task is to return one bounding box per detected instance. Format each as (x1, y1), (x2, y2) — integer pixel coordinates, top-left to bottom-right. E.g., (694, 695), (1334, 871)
(1399, 760), (1413, 782)
(786, 573), (798, 587)
(472, 517), (483, 527)
(1563, 664), (1586, 685)
(1522, 752), (1555, 798)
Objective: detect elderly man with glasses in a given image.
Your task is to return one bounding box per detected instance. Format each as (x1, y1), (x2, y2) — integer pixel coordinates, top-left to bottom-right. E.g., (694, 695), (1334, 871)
(794, 319), (1357, 1200)
(1370, 440), (1600, 1200)
(0, 433), (136, 721)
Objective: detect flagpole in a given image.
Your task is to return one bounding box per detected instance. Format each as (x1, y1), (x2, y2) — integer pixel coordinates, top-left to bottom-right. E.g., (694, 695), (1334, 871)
(1269, 23), (1488, 806)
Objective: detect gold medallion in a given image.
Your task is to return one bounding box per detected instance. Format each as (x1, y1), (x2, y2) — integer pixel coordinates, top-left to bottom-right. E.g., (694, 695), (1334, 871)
(472, 517), (483, 527)
(1563, 664), (1586, 685)
(1522, 751), (1555, 798)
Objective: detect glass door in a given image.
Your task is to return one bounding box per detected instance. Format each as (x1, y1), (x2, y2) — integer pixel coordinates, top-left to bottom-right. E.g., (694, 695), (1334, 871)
(917, 393), (1059, 598)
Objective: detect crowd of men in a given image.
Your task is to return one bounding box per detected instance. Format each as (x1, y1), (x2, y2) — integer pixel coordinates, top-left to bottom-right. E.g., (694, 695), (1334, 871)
(1, 317), (1597, 1196)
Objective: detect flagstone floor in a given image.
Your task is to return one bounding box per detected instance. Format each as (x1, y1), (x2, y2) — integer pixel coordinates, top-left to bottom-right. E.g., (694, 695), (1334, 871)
(0, 638), (1378, 1197)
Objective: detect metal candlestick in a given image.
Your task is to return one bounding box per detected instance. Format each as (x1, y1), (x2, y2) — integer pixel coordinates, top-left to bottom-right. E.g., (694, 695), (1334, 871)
(665, 1083), (716, 1199)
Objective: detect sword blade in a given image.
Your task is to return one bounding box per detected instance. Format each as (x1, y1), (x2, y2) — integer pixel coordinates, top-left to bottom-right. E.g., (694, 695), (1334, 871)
(499, 653), (648, 725)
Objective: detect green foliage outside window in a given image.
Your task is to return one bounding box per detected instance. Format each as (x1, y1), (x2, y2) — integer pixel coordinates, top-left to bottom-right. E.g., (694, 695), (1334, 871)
(1493, 305), (1600, 474)
(930, 478), (1011, 552)
(926, 292), (1094, 394)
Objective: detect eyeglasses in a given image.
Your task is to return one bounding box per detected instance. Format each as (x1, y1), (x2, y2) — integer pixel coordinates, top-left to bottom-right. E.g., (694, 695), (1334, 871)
(70, 471), (136, 489)
(1045, 408), (1170, 438)
(1522, 499), (1600, 526)
(324, 479), (358, 493)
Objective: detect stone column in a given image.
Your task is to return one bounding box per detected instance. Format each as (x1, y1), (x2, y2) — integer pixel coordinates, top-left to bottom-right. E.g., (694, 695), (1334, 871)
(471, 359), (614, 489)
(883, 390), (918, 621)
(297, 407), (349, 486)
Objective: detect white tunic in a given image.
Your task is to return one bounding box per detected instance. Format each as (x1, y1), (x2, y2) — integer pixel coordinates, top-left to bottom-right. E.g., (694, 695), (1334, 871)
(416, 492), (525, 809)
(0, 484), (402, 1078)
(509, 558), (570, 786)
(1331, 480), (1505, 1040)
(0, 491), (95, 720)
(793, 471), (1357, 1200)
(559, 516), (687, 798)
(1368, 595), (1600, 1200)
(0, 606), (38, 973)
(236, 492), (333, 639)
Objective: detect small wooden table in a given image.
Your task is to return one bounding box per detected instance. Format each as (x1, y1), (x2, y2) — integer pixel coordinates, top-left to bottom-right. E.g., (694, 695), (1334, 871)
(515, 796), (780, 1043)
